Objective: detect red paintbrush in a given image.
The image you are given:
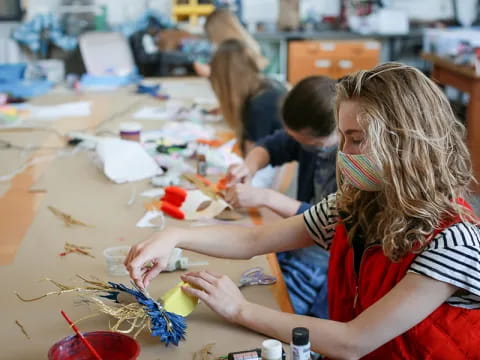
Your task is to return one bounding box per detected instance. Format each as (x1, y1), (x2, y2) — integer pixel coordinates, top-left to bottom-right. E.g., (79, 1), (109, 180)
(60, 310), (102, 360)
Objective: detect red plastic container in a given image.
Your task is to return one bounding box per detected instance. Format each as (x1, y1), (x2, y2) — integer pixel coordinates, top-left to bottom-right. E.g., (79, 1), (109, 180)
(48, 331), (140, 360)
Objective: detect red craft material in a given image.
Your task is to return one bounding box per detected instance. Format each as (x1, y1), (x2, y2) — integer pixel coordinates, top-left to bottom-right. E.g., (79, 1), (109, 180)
(161, 186), (187, 207)
(59, 310), (102, 360)
(160, 201), (185, 220)
(48, 330), (140, 360)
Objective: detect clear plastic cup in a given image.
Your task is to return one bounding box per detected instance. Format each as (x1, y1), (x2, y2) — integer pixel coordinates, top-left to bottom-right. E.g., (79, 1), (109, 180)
(103, 246), (131, 276)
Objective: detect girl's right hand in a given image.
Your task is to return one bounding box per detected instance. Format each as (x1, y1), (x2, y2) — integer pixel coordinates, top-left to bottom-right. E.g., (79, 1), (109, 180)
(226, 163), (251, 186)
(125, 230), (178, 289)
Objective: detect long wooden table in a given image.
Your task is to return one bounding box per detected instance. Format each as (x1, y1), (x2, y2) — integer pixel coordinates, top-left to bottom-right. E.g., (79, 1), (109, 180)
(422, 53), (480, 193)
(0, 78), (292, 359)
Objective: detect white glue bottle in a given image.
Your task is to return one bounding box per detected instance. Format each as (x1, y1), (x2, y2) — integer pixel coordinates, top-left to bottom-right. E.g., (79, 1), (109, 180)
(261, 339), (283, 360)
(291, 327), (311, 360)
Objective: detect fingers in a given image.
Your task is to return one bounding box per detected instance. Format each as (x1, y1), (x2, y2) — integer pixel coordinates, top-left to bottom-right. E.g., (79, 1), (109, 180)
(226, 164), (250, 186)
(182, 285), (208, 302)
(181, 271), (217, 293)
(224, 186), (239, 208)
(143, 261), (163, 288)
(127, 254), (151, 288)
(205, 270), (222, 278)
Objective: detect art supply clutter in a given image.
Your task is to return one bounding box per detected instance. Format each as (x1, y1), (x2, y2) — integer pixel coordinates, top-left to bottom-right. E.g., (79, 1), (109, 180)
(291, 327), (311, 360)
(238, 267), (276, 288)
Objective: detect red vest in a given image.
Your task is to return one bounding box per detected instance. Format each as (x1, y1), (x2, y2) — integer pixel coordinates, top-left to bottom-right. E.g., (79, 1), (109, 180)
(328, 215), (480, 359)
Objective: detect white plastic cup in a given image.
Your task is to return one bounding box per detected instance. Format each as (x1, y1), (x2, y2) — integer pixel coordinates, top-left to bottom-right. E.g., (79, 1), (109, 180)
(103, 246), (131, 276)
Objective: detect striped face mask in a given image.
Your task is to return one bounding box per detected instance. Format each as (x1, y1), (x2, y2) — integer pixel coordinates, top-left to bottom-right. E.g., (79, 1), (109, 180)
(337, 151), (382, 191)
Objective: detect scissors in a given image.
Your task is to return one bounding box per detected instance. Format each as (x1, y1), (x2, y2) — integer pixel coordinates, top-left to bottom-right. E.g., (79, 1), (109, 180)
(238, 267), (276, 288)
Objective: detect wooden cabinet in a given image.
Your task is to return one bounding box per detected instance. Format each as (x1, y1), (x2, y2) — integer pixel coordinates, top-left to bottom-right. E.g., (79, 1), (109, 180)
(288, 40), (381, 83)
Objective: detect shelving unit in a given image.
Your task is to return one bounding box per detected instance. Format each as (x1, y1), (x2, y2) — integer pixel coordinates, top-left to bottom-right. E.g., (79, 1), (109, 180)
(172, 0), (215, 26)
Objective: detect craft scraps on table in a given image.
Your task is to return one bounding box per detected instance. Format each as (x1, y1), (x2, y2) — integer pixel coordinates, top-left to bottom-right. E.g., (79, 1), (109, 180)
(15, 275), (196, 346)
(48, 206), (93, 227)
(15, 320), (30, 340)
(60, 242), (94, 258)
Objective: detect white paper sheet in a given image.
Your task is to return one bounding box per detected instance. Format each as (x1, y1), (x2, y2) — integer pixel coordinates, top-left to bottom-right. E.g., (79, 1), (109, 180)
(133, 101), (184, 120)
(27, 101), (91, 119)
(96, 138), (161, 183)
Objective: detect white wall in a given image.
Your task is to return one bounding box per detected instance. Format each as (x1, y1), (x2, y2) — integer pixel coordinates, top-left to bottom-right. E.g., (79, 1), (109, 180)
(389, 0), (454, 21)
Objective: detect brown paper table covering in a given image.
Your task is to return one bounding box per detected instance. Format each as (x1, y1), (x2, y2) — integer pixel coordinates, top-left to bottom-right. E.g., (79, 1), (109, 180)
(0, 79), (289, 359)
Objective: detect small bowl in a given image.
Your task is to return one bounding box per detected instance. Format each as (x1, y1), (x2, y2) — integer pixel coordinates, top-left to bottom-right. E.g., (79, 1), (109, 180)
(48, 331), (140, 360)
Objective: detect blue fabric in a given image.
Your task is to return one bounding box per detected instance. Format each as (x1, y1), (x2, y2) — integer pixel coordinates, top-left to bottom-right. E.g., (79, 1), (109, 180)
(296, 201), (311, 215)
(114, 9), (174, 38)
(12, 14), (77, 56)
(257, 129), (337, 318)
(277, 246), (329, 318)
(178, 38), (213, 64)
(0, 63), (26, 82)
(0, 80), (52, 98)
(80, 70), (141, 88)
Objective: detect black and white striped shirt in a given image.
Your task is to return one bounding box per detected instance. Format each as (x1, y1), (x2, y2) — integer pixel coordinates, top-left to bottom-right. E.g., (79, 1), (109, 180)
(303, 193), (480, 309)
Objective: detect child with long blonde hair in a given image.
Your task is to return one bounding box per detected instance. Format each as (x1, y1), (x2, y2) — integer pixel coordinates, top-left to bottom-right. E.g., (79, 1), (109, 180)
(209, 39), (286, 155)
(126, 63), (480, 359)
(193, 8), (267, 77)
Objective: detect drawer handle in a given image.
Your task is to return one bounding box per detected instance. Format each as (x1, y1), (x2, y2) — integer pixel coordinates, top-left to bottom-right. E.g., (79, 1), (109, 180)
(320, 43), (336, 51)
(315, 59), (332, 68)
(338, 60), (353, 69)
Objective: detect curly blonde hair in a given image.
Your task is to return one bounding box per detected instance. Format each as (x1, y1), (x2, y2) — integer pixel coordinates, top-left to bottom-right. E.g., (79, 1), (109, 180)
(335, 62), (475, 261)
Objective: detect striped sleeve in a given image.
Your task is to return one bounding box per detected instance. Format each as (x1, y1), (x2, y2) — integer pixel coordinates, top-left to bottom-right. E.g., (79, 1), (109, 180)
(303, 193), (339, 250)
(408, 222), (480, 309)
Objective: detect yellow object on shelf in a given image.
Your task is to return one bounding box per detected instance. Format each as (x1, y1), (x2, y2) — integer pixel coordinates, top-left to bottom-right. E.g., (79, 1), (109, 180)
(172, 0), (215, 25)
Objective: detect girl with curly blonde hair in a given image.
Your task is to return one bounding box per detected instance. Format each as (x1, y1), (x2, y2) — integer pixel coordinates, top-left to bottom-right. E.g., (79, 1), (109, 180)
(126, 63), (480, 359)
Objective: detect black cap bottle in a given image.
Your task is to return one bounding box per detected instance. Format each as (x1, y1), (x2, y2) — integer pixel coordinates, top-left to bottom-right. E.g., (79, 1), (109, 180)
(291, 327), (311, 360)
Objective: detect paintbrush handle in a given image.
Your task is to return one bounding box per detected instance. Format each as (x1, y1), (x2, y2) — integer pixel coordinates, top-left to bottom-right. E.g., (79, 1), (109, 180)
(60, 310), (102, 360)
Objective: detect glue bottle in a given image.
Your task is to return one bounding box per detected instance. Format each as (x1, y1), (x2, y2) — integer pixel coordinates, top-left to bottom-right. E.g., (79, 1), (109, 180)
(291, 327), (311, 360)
(197, 154), (207, 177)
(261, 339), (283, 360)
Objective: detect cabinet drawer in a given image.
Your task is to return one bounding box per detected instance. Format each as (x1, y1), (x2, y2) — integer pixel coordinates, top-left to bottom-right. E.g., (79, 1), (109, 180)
(288, 40), (381, 83)
(289, 40), (380, 59)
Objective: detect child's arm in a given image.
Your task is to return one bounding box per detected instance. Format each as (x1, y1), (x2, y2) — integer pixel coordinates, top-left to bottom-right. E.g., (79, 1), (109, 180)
(182, 271), (457, 359)
(125, 215), (314, 288)
(225, 184), (301, 218)
(227, 146), (270, 185)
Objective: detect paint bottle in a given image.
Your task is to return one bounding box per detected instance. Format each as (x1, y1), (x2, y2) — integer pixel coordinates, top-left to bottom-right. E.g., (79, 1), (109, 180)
(291, 327), (311, 360)
(261, 339), (283, 360)
(119, 122), (142, 142)
(197, 154), (207, 176)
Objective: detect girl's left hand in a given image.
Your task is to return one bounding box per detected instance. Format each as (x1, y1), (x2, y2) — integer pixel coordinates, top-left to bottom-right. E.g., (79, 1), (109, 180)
(181, 270), (247, 323)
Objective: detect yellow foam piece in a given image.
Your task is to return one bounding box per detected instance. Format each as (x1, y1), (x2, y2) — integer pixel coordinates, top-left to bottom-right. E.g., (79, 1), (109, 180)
(161, 281), (198, 317)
